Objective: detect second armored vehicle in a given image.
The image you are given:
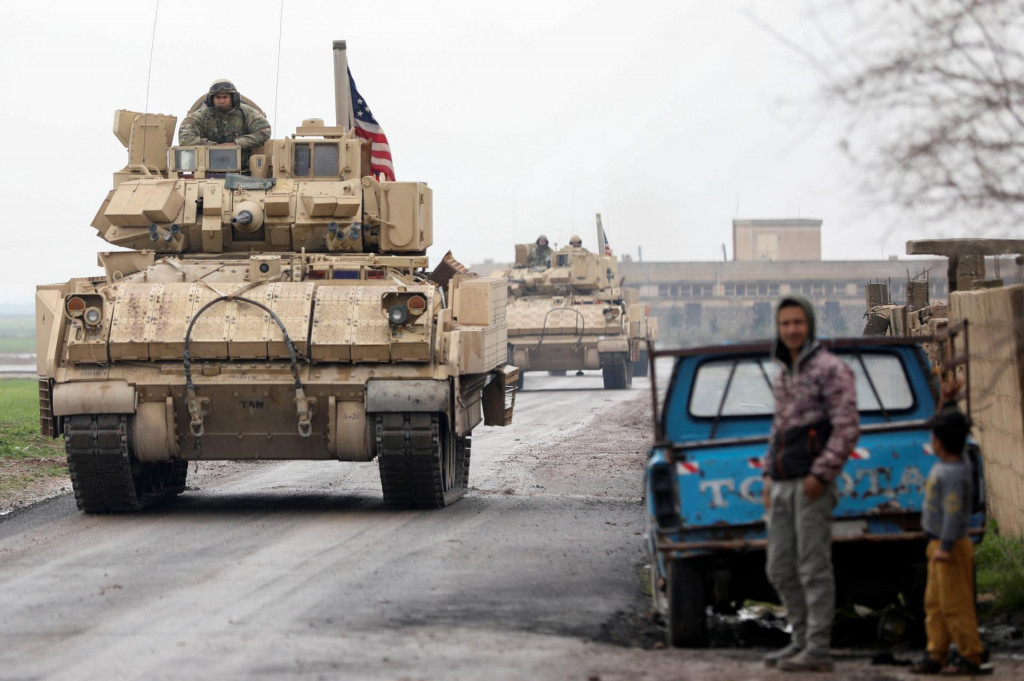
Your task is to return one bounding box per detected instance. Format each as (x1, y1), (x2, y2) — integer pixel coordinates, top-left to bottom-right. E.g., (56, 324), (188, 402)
(499, 218), (657, 390)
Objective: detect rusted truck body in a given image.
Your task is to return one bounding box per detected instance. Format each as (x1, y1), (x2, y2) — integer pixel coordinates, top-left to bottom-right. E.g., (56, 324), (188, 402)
(644, 333), (985, 647)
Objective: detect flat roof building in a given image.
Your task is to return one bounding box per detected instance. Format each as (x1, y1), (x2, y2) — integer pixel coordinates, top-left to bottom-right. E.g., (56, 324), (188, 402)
(733, 218), (822, 261)
(476, 222), (1024, 348)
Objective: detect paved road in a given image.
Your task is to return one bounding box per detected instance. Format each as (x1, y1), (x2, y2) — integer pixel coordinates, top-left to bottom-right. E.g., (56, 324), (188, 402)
(3, 365), (1021, 681)
(0, 370), (664, 681)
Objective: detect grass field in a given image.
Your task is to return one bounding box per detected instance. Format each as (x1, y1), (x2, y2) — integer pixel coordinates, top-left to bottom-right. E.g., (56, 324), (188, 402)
(0, 338), (34, 354)
(0, 315), (35, 355)
(0, 379), (65, 497)
(977, 521), (1024, 615)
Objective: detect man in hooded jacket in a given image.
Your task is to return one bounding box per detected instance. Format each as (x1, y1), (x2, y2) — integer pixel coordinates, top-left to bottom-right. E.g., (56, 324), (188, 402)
(761, 295), (859, 673)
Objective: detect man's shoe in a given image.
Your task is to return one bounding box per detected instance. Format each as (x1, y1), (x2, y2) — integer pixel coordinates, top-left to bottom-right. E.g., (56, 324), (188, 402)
(777, 651), (834, 673)
(763, 643), (803, 668)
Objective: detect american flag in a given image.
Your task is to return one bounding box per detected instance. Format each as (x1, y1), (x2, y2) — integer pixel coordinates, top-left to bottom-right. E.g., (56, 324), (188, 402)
(349, 68), (395, 181)
(601, 225), (613, 256)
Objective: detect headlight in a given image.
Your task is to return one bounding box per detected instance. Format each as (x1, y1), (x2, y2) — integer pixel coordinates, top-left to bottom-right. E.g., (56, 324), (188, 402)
(388, 305), (409, 326)
(382, 292), (428, 326)
(407, 295), (427, 315)
(65, 296), (86, 318)
(65, 294), (104, 323)
(83, 307), (102, 326)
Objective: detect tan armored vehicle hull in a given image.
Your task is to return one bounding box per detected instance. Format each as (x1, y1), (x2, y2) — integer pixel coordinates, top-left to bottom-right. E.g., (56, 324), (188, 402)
(35, 43), (516, 512)
(500, 223), (657, 390)
(505, 294), (655, 388)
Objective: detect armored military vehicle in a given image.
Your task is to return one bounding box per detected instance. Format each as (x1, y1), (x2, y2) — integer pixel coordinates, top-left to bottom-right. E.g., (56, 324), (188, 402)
(35, 42), (517, 512)
(499, 218), (657, 390)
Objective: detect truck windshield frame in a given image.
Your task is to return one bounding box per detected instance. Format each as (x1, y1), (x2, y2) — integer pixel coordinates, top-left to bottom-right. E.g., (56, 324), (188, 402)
(687, 349), (916, 419)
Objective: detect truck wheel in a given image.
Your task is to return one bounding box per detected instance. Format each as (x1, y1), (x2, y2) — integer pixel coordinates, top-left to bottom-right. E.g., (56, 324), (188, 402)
(516, 371), (525, 391)
(602, 356), (629, 389)
(633, 349), (649, 377)
(666, 558), (709, 647)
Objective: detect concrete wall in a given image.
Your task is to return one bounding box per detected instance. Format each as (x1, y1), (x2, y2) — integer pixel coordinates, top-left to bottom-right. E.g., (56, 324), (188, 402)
(647, 298), (861, 347)
(950, 285), (1024, 538)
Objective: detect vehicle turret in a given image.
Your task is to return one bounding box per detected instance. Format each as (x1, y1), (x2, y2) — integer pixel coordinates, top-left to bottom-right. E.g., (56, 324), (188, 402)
(94, 112), (430, 257)
(505, 244), (620, 298)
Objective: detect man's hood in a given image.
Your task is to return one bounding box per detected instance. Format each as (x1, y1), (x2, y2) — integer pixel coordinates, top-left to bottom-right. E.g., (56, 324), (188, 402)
(771, 294), (818, 369)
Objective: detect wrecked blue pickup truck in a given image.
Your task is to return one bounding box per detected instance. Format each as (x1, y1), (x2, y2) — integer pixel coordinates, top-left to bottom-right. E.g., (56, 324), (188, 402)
(644, 333), (986, 647)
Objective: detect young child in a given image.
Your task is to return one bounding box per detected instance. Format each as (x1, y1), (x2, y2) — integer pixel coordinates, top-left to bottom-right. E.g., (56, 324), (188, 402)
(911, 408), (992, 676)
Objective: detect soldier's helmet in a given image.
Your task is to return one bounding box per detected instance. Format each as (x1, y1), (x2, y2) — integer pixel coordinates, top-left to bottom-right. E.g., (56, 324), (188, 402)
(569, 235), (582, 247)
(536, 235), (549, 246)
(205, 79), (241, 108)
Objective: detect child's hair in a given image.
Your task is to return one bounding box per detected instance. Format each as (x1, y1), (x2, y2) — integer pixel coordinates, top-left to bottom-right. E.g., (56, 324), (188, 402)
(929, 407), (971, 455)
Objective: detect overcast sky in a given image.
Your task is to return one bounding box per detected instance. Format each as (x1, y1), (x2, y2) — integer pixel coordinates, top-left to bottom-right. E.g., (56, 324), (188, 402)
(0, 0), (944, 309)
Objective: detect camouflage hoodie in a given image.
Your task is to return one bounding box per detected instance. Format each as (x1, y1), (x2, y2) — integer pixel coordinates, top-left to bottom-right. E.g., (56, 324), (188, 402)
(763, 295), (860, 483)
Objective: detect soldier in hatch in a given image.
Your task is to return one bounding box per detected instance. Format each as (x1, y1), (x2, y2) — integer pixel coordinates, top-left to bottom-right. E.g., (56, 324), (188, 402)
(528, 235), (552, 268)
(178, 79), (271, 167)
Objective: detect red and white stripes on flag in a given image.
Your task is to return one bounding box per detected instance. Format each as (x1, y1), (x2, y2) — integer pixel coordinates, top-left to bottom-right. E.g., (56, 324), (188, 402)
(595, 213), (613, 256)
(348, 67), (395, 181)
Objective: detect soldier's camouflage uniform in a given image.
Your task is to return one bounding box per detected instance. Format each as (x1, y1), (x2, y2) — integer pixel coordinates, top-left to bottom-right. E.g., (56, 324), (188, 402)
(528, 244), (552, 268)
(178, 103), (271, 165)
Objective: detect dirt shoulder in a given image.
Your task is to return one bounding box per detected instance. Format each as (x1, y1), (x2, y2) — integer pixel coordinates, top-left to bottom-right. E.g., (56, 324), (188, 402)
(0, 457), (69, 516)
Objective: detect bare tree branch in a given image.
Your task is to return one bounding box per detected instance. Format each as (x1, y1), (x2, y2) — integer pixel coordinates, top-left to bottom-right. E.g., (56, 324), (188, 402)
(810, 0), (1024, 230)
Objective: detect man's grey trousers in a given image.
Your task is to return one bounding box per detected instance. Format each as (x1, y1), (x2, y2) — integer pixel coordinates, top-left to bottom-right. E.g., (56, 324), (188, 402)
(765, 478), (838, 657)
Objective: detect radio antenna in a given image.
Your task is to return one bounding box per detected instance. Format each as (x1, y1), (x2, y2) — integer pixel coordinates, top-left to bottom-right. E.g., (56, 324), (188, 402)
(141, 0), (161, 167)
(273, 0), (285, 132)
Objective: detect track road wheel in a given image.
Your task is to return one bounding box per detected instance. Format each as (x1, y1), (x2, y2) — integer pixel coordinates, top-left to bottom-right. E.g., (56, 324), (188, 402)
(602, 355), (631, 389)
(666, 558), (709, 648)
(376, 413), (468, 509)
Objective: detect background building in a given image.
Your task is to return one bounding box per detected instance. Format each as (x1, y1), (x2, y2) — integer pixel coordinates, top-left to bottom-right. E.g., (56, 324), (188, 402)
(619, 258), (947, 346)
(479, 219), (1024, 347)
(732, 218), (822, 261)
